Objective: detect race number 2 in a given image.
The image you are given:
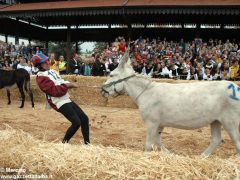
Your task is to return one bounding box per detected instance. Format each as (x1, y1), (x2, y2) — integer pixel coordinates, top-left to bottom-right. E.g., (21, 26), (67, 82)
(228, 84), (240, 101)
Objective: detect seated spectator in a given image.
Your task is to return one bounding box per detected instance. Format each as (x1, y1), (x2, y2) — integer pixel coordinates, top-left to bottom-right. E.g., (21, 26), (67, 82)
(152, 63), (163, 78)
(171, 64), (179, 79)
(69, 53), (81, 75)
(17, 55), (28, 69)
(133, 61), (143, 74)
(203, 68), (213, 81)
(179, 57), (191, 80)
(2, 60), (11, 71)
(142, 61), (154, 77)
(80, 57), (92, 76)
(188, 66), (198, 80)
(219, 62), (229, 80)
(161, 64), (172, 78)
(12, 57), (19, 70)
(229, 60), (240, 81)
(204, 59), (214, 71)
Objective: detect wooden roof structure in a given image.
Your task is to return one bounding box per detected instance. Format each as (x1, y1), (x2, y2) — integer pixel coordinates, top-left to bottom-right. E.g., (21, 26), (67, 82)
(0, 0), (239, 42)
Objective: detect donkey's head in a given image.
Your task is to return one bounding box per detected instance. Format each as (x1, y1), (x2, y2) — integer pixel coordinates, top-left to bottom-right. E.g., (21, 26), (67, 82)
(101, 49), (135, 97)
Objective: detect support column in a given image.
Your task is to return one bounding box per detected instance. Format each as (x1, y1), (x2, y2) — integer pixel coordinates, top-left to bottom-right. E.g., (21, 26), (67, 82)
(127, 23), (132, 41)
(15, 18), (19, 45)
(220, 24), (224, 30)
(5, 34), (8, 43)
(181, 22), (184, 29)
(196, 23), (201, 30)
(75, 25), (79, 53)
(45, 41), (49, 54)
(75, 41), (79, 53)
(45, 26), (49, 54)
(196, 23), (201, 38)
(28, 38), (31, 46)
(66, 25), (71, 73)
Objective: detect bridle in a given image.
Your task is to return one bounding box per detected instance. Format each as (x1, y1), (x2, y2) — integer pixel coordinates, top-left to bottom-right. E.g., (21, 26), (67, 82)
(101, 74), (135, 96)
(101, 74), (152, 102)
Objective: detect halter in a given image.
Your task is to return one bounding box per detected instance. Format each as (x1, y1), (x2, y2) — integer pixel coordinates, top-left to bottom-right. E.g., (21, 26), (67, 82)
(101, 74), (135, 96)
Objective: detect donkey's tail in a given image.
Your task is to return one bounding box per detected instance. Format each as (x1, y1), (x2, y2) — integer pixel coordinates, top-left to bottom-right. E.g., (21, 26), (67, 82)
(24, 74), (31, 92)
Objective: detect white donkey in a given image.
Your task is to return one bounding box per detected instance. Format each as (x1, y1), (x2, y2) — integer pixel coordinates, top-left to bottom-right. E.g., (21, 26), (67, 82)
(101, 50), (240, 156)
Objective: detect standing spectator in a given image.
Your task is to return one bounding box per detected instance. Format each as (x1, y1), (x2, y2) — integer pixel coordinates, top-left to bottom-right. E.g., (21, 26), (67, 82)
(59, 55), (67, 75)
(108, 58), (119, 72)
(92, 55), (106, 76)
(118, 38), (126, 53)
(69, 53), (81, 74)
(49, 54), (60, 74)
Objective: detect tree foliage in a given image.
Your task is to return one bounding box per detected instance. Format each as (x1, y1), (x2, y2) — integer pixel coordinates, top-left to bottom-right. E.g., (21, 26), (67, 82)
(94, 42), (107, 52)
(48, 42), (83, 59)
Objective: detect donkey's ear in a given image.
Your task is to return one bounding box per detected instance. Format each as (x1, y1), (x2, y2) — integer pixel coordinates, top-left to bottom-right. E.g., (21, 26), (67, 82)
(118, 48), (130, 68)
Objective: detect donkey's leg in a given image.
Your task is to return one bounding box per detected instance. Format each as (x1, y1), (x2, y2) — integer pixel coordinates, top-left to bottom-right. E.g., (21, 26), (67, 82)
(25, 80), (34, 108)
(154, 127), (170, 153)
(29, 90), (34, 108)
(17, 83), (25, 108)
(144, 121), (159, 151)
(6, 89), (11, 105)
(201, 121), (221, 157)
(222, 120), (240, 155)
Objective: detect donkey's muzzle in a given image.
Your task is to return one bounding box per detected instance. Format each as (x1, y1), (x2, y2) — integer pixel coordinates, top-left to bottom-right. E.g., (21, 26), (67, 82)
(101, 87), (109, 97)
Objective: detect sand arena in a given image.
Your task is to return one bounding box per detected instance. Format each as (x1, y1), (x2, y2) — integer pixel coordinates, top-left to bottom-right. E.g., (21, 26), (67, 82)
(0, 76), (239, 179)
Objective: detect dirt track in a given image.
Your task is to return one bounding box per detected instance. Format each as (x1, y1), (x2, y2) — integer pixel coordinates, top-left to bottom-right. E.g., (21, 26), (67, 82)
(0, 100), (236, 158)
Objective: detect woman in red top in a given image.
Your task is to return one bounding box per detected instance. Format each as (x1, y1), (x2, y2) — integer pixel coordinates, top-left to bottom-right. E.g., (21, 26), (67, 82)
(118, 39), (126, 53)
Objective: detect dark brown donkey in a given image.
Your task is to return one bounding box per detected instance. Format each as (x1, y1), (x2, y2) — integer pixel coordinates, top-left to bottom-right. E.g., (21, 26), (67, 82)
(0, 69), (34, 108)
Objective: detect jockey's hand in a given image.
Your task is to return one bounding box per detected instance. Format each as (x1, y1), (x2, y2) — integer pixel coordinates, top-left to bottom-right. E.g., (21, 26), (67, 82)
(65, 82), (79, 88)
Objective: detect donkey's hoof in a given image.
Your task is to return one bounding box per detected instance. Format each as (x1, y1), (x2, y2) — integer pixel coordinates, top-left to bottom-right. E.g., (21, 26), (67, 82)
(7, 102), (11, 105)
(19, 106), (24, 108)
(200, 153), (210, 159)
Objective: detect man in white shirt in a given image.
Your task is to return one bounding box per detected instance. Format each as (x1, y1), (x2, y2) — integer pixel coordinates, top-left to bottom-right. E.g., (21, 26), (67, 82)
(17, 55), (32, 74)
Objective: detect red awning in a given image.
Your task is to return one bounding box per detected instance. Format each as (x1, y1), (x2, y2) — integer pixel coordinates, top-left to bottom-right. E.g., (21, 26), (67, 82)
(0, 0), (239, 12)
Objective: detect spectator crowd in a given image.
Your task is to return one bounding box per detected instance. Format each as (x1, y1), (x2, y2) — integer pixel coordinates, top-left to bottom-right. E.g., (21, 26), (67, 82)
(1, 37), (240, 81)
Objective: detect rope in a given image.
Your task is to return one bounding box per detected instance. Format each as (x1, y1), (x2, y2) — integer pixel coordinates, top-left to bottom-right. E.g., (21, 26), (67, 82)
(72, 84), (127, 113)
(77, 85), (101, 89)
(78, 97), (127, 114)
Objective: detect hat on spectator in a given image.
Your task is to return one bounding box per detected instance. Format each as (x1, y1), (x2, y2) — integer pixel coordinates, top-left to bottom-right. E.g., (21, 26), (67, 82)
(220, 55), (225, 59)
(32, 53), (49, 67)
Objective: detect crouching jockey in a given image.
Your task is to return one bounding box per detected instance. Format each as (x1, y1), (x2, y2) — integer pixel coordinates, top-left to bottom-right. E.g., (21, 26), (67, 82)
(32, 53), (90, 144)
